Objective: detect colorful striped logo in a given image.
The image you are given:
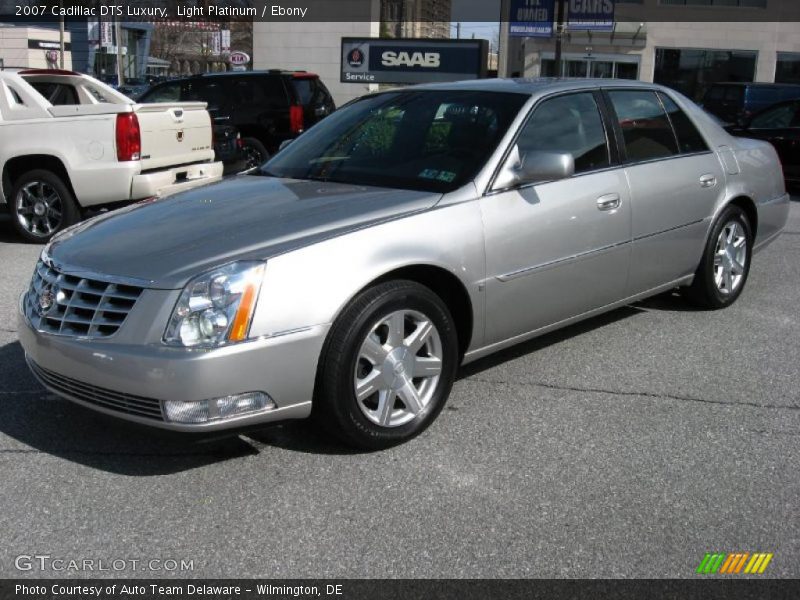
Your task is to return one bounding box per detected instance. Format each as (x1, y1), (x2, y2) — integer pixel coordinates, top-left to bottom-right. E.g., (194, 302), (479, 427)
(696, 552), (773, 574)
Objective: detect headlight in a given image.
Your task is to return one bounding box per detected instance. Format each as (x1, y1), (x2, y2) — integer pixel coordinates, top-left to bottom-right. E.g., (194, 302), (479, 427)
(164, 261), (265, 348)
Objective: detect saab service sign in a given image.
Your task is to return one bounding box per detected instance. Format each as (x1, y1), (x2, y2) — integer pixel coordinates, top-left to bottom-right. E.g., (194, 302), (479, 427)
(341, 38), (488, 85)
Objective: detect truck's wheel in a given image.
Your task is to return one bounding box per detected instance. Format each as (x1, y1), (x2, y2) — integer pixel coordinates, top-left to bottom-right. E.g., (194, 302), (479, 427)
(10, 170), (79, 243)
(241, 138), (269, 171)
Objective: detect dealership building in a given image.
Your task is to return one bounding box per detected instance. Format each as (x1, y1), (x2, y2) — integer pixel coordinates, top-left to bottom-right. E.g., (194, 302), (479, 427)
(501, 0), (800, 100)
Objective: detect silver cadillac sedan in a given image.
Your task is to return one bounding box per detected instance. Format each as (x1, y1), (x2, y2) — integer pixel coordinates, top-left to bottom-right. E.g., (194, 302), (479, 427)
(19, 79), (789, 448)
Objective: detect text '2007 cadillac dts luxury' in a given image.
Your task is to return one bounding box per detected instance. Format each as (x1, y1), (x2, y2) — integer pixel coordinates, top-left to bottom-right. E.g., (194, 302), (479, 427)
(19, 79), (790, 448)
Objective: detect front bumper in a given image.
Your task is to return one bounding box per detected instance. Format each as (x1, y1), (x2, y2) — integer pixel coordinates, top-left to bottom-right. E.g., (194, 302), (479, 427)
(18, 294), (328, 431)
(131, 161), (224, 200)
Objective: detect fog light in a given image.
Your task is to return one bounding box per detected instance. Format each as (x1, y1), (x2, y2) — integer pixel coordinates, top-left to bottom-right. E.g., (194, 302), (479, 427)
(215, 391), (275, 419)
(163, 392), (275, 424)
(164, 399), (210, 424)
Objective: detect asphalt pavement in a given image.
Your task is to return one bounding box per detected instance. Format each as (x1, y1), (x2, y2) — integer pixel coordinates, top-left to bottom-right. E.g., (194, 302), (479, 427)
(0, 202), (798, 578)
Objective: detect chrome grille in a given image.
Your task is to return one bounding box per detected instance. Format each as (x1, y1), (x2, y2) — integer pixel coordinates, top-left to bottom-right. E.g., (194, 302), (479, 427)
(25, 260), (143, 338)
(29, 360), (164, 421)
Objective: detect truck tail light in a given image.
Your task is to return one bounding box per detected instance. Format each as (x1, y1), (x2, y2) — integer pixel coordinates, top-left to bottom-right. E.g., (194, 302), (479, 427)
(289, 105), (304, 134)
(115, 113), (141, 161)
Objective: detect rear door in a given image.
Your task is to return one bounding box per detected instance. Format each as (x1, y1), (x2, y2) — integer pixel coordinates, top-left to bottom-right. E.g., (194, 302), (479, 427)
(481, 91), (632, 344)
(604, 89), (724, 294)
(134, 102), (213, 169)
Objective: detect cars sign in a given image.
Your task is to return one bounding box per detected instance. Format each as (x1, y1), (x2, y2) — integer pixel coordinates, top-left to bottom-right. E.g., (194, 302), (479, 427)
(229, 51), (250, 66)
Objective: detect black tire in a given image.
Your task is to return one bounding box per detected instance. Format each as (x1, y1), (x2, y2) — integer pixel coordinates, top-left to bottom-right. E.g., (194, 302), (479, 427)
(240, 137), (269, 170)
(313, 280), (459, 450)
(684, 205), (753, 309)
(9, 169), (79, 244)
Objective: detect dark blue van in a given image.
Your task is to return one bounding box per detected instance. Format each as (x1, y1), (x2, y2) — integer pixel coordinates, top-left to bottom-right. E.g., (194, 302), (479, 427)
(702, 82), (800, 125)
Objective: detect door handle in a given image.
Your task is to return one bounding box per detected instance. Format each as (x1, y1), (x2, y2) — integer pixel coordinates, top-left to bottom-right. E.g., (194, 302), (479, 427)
(699, 174), (717, 188)
(596, 193), (621, 211)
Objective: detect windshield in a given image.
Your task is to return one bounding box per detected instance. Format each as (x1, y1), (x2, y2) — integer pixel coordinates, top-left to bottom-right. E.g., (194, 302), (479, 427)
(261, 90), (528, 193)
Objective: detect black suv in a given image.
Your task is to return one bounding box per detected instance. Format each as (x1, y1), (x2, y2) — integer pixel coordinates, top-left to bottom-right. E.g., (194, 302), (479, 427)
(139, 70), (336, 169)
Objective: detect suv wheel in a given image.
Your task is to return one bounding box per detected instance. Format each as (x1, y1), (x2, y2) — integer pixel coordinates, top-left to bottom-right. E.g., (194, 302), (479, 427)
(241, 137), (269, 170)
(10, 169), (79, 243)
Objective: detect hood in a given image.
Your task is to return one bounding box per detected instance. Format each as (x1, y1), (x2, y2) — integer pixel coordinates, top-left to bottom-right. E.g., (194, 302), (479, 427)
(48, 176), (440, 288)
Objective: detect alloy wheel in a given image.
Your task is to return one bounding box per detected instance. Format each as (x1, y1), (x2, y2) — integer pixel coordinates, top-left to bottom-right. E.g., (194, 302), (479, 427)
(353, 309), (443, 428)
(15, 181), (63, 238)
(713, 220), (748, 295)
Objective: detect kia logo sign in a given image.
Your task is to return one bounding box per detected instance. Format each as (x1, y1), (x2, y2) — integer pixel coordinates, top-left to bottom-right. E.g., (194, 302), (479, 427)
(229, 51), (250, 66)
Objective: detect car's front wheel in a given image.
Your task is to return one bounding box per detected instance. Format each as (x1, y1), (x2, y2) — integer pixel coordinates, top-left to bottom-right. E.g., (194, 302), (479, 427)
(314, 280), (459, 449)
(684, 205), (753, 309)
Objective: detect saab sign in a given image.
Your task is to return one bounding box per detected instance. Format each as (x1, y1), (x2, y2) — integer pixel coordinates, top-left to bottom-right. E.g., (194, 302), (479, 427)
(341, 38), (488, 84)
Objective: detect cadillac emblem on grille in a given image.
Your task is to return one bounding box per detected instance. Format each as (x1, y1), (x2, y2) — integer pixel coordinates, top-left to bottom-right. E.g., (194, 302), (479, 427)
(37, 286), (57, 316)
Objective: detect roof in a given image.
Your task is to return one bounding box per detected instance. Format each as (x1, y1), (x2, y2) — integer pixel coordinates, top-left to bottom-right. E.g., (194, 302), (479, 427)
(409, 77), (663, 95)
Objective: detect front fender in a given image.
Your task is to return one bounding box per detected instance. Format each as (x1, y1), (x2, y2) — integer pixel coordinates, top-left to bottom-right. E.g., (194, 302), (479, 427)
(250, 199), (486, 352)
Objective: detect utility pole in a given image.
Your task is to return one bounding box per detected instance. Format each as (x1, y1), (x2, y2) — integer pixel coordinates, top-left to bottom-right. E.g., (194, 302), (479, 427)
(58, 0), (64, 68)
(456, 22), (461, 39)
(115, 18), (124, 85)
(554, 0), (567, 77)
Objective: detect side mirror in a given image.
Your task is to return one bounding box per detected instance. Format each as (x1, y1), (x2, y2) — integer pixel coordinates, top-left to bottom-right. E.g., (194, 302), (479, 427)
(278, 139), (293, 152)
(494, 146), (575, 190)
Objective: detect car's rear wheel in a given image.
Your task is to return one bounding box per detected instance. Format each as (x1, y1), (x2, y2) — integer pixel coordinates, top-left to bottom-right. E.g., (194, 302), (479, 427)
(684, 205), (752, 309)
(313, 280), (459, 449)
(10, 169), (79, 243)
(241, 137), (269, 170)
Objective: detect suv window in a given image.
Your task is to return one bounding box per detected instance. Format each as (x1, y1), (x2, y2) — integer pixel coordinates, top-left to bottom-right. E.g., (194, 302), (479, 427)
(659, 93), (709, 154)
(231, 76), (286, 108)
(608, 90), (679, 162)
(750, 102), (800, 129)
(517, 92), (610, 174)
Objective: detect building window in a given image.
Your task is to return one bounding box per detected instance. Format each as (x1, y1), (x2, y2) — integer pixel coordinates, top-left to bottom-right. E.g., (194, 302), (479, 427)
(654, 48), (757, 100)
(776, 53), (800, 84)
(541, 57), (639, 79)
(658, 0), (766, 6)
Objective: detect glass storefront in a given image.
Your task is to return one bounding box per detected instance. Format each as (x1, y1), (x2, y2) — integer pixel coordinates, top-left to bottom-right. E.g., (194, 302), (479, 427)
(541, 54), (640, 80)
(776, 53), (800, 84)
(653, 48), (757, 101)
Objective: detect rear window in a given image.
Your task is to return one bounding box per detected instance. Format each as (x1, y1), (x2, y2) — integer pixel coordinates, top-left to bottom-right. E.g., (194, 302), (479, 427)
(607, 90), (679, 162)
(659, 93), (709, 154)
(141, 82), (180, 103)
(27, 81), (79, 105)
(291, 77), (330, 107)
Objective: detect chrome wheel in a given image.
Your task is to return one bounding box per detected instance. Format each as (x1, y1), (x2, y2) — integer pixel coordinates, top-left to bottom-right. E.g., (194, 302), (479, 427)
(242, 144), (265, 170)
(15, 181), (63, 237)
(354, 309), (443, 428)
(713, 220), (747, 295)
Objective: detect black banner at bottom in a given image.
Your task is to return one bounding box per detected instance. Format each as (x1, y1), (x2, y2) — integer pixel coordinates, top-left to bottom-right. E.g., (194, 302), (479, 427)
(3, 579), (800, 600)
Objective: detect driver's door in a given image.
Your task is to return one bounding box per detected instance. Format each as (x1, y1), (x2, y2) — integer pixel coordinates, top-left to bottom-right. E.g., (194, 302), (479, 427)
(481, 91), (632, 345)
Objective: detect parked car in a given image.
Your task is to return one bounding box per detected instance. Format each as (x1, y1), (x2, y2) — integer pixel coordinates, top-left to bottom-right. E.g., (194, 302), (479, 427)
(117, 78), (151, 100)
(702, 82), (800, 125)
(138, 70), (336, 170)
(726, 98), (800, 186)
(0, 68), (223, 242)
(20, 79), (789, 448)
(213, 124), (249, 175)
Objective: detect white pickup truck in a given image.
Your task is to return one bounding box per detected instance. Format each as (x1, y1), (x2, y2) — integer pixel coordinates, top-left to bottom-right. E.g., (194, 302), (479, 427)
(0, 68), (223, 242)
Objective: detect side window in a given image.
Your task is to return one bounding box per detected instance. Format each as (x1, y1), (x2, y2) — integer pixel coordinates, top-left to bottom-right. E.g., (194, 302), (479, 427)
(607, 90), (678, 162)
(750, 102), (799, 129)
(659, 93), (709, 154)
(516, 92), (610, 174)
(141, 82), (180, 103)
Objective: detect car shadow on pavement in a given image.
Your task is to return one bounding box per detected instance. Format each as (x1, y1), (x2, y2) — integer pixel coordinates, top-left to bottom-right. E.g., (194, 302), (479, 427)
(0, 292), (693, 472)
(0, 340), (363, 475)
